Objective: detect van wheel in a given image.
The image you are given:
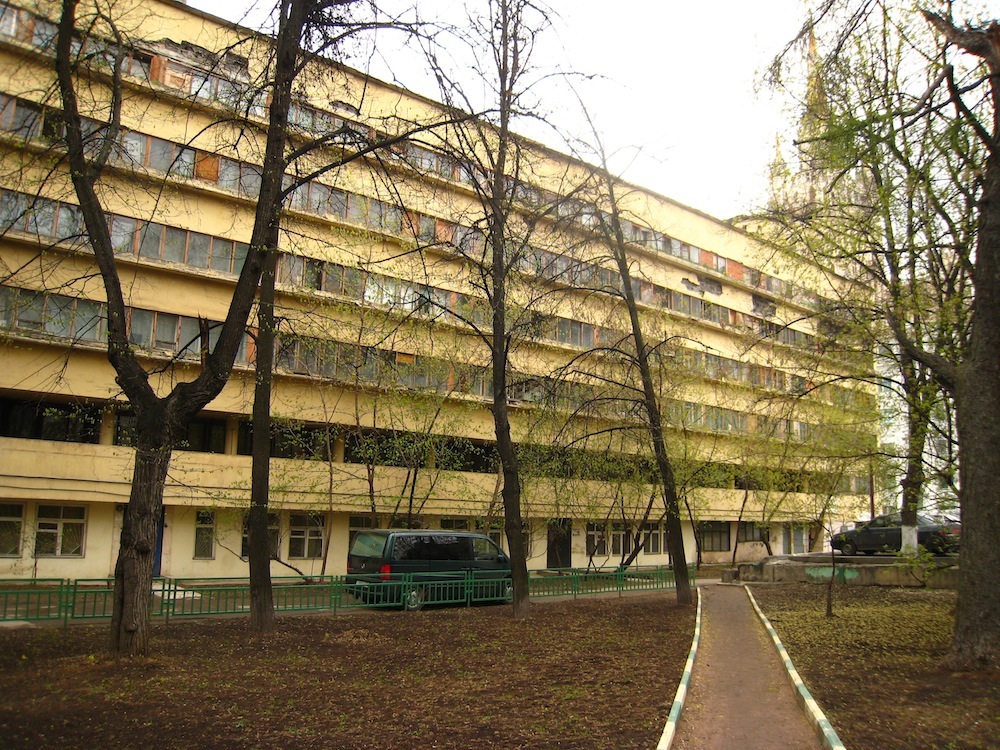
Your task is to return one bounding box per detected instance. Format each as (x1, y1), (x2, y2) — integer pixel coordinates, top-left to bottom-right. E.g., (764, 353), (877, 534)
(403, 586), (425, 612)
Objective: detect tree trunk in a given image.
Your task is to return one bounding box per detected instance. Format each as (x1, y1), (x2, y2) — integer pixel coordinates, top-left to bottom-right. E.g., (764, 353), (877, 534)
(947, 151), (1000, 671)
(732, 488), (750, 567)
(248, 247), (278, 633)
(494, 388), (530, 617)
(600, 171), (692, 606)
(899, 354), (930, 555)
(109, 428), (172, 657)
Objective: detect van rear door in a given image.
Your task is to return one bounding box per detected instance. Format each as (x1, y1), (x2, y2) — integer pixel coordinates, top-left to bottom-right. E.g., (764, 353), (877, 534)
(348, 531), (389, 575)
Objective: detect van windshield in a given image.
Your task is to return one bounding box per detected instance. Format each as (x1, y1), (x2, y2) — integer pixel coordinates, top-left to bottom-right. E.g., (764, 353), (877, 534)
(350, 532), (388, 558)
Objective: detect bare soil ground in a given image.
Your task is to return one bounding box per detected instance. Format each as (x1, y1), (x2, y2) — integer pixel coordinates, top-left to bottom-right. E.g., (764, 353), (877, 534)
(0, 596), (694, 750)
(1, 584), (997, 750)
(750, 583), (1000, 750)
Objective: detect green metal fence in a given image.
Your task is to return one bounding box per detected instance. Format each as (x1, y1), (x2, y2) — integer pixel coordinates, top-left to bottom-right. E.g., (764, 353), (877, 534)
(0, 579), (67, 622)
(528, 565), (689, 599)
(0, 564), (694, 624)
(168, 576), (342, 618)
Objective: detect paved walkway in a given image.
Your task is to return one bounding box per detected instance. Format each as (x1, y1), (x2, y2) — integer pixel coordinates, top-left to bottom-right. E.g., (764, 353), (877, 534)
(669, 583), (825, 750)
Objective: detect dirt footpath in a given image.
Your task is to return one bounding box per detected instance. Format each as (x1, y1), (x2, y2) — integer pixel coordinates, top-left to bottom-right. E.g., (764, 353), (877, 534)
(671, 584), (823, 750)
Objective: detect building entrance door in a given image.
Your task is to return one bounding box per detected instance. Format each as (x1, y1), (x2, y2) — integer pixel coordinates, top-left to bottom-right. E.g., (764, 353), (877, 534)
(547, 519), (572, 569)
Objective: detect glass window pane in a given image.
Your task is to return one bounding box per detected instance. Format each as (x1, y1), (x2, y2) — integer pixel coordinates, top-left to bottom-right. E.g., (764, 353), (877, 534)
(187, 232), (210, 267)
(45, 295), (73, 337)
(0, 190), (28, 231)
(74, 299), (104, 342)
(348, 195), (368, 225)
(209, 239), (233, 272)
(27, 198), (56, 236)
(118, 131), (145, 166)
(128, 308), (154, 347)
(16, 291), (45, 331)
(194, 526), (214, 558)
(138, 222), (163, 259)
(0, 518), (21, 555)
(163, 227), (187, 263)
(175, 148), (195, 178)
(56, 204), (84, 242)
(307, 182), (330, 213)
(110, 215), (138, 254)
(31, 17), (57, 49)
(154, 313), (179, 349)
(178, 316), (200, 358)
(60, 522), (84, 555)
(0, 7), (18, 40)
(233, 243), (249, 273)
(147, 138), (174, 172)
(34, 526), (57, 555)
(239, 164), (261, 197)
(218, 158), (240, 191)
(328, 189), (347, 218)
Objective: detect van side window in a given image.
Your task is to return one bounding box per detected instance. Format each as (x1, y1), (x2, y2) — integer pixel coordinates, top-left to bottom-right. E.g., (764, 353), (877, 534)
(392, 535), (471, 561)
(473, 536), (500, 562)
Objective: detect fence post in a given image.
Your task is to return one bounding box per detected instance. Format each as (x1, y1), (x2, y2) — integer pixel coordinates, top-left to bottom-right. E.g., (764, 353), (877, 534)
(61, 579), (70, 628)
(163, 579), (173, 624)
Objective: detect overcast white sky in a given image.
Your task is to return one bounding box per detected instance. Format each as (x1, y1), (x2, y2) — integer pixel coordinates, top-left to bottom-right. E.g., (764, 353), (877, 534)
(187, 0), (808, 219)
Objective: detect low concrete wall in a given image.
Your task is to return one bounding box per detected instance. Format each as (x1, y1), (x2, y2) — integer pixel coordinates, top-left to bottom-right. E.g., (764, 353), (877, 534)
(733, 554), (959, 589)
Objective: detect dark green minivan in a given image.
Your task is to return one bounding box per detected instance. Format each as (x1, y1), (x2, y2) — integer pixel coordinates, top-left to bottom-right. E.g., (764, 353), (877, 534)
(346, 530), (512, 610)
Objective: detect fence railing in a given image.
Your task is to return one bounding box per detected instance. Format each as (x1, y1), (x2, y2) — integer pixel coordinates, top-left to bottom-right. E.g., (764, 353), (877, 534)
(0, 565), (695, 624)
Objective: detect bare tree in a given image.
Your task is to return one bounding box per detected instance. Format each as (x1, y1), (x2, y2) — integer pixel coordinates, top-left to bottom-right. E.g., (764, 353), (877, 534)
(413, 0), (578, 616)
(41, 0), (391, 652)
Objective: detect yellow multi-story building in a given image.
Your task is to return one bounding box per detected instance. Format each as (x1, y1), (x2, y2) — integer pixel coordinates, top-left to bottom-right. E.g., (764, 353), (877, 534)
(0, 0), (874, 581)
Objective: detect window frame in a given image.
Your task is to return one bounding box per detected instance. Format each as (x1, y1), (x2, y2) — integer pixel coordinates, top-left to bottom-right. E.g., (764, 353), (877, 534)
(241, 512), (280, 559)
(288, 512), (325, 559)
(0, 502), (24, 556)
(34, 504), (86, 557)
(699, 521), (731, 552)
(193, 509), (215, 559)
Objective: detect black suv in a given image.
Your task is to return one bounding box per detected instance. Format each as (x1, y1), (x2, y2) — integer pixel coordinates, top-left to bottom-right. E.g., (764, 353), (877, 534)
(831, 513), (960, 556)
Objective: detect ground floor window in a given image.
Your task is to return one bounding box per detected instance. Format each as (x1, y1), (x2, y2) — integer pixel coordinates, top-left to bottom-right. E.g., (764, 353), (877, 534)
(194, 509), (215, 559)
(349, 514), (378, 548)
(783, 525), (808, 554)
(585, 523), (606, 557)
(0, 503), (23, 556)
(288, 513), (324, 559)
(642, 522), (662, 555)
(34, 504), (86, 556)
(737, 521), (763, 543)
(611, 523), (633, 557)
(474, 518), (503, 548)
(699, 521), (731, 552)
(242, 512), (280, 558)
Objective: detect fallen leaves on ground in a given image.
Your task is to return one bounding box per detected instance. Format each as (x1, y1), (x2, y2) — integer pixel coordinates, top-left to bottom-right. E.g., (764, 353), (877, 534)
(751, 583), (1000, 750)
(0, 596), (694, 750)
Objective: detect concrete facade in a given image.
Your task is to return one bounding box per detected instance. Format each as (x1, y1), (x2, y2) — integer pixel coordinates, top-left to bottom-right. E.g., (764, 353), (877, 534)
(0, 0), (875, 580)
